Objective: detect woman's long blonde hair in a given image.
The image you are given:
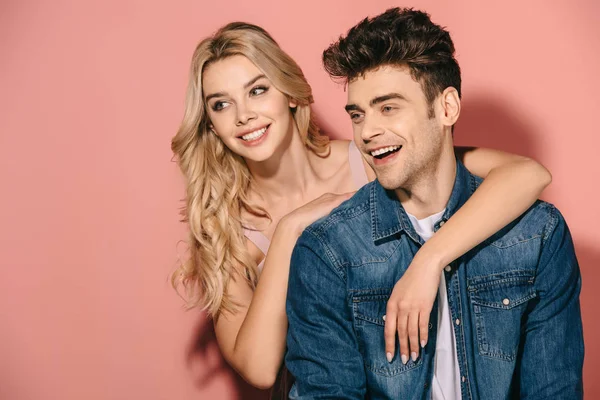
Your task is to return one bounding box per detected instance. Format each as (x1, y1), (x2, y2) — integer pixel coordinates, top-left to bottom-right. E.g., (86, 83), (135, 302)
(171, 22), (329, 319)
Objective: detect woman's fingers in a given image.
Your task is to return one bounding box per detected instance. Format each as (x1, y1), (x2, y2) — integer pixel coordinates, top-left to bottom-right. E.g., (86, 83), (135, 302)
(383, 309), (397, 363)
(397, 312), (409, 364)
(408, 311), (420, 361)
(419, 310), (430, 350)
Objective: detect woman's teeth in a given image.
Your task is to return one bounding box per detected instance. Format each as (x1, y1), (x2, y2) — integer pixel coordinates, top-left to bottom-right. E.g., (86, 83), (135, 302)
(241, 127), (267, 141)
(371, 145), (401, 157)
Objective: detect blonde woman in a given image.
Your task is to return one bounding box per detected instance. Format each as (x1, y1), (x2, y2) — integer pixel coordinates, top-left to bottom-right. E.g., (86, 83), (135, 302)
(171, 22), (551, 390)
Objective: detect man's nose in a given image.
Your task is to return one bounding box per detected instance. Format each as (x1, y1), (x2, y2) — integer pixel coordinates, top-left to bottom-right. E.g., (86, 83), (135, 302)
(361, 115), (385, 142)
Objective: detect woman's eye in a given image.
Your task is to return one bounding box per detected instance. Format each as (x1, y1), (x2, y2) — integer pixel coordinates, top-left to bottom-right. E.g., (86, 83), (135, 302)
(250, 86), (268, 96)
(212, 101), (228, 111)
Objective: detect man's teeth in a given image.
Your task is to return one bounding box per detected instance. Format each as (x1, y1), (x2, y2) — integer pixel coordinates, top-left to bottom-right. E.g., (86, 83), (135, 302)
(241, 127), (267, 141)
(371, 145), (401, 157)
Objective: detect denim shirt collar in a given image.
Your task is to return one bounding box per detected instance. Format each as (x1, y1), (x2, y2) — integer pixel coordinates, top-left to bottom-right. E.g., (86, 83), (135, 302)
(370, 159), (475, 244)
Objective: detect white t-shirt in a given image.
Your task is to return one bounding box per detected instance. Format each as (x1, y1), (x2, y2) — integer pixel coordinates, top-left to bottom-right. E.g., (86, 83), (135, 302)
(406, 210), (461, 400)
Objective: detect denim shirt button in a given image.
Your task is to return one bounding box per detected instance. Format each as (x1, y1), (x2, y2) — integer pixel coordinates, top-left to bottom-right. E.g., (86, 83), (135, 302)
(502, 298), (510, 306)
(455, 319), (461, 326)
(462, 376), (466, 383)
(429, 322), (433, 330)
(439, 220), (445, 227)
(444, 265), (452, 272)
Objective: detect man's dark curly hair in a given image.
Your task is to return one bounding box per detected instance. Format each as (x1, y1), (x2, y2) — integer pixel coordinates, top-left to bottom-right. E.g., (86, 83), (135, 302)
(322, 8), (461, 116)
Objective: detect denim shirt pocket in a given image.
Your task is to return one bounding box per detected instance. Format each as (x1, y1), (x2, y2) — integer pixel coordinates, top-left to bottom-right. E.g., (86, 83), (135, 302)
(352, 290), (424, 376)
(468, 270), (537, 361)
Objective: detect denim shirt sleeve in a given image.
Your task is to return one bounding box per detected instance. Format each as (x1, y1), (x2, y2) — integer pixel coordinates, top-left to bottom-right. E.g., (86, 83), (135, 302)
(519, 207), (584, 399)
(285, 230), (366, 399)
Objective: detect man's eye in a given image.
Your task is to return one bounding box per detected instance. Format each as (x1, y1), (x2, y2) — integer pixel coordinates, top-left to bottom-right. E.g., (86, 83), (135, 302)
(382, 105), (395, 113)
(350, 113), (364, 123)
(250, 86), (268, 96)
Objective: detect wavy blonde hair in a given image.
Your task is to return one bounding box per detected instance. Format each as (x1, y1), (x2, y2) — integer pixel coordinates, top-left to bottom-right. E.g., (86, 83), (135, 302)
(171, 22), (329, 319)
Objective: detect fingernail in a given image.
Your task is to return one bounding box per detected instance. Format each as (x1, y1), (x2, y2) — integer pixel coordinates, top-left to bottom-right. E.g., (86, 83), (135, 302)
(401, 354), (408, 364)
(386, 352), (393, 363)
(421, 340), (426, 348)
(411, 352), (417, 362)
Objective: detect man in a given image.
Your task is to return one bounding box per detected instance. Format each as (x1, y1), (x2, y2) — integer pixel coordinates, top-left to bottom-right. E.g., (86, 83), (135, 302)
(285, 8), (584, 399)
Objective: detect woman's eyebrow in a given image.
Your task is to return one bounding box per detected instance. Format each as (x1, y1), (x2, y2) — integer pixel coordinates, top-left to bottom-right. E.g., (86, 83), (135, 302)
(205, 74), (267, 102)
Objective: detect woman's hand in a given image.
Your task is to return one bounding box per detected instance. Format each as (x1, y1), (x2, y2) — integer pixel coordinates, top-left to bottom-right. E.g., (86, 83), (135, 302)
(281, 192), (355, 236)
(384, 250), (443, 364)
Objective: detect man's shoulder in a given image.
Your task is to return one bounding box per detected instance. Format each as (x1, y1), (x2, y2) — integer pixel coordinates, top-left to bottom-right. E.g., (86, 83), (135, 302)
(305, 181), (374, 237)
(520, 199), (557, 226)
(465, 168), (565, 244)
(483, 199), (562, 249)
(294, 182), (374, 263)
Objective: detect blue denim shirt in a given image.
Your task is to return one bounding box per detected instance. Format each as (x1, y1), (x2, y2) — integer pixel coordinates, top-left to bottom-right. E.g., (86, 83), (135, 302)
(285, 161), (584, 399)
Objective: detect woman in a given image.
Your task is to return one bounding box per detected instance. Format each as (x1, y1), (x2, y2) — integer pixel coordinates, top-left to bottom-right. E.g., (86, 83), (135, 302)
(171, 22), (551, 391)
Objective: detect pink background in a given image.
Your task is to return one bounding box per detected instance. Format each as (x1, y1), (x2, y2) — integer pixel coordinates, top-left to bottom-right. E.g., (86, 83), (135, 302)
(1, 0), (598, 399)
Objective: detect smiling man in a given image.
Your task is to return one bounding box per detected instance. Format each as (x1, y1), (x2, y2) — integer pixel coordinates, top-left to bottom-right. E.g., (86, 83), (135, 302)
(285, 8), (584, 399)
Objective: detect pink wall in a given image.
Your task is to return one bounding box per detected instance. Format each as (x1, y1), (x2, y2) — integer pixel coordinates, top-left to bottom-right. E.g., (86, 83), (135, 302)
(1, 1), (598, 398)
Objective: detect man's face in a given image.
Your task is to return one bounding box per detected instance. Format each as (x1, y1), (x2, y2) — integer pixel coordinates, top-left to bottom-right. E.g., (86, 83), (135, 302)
(346, 65), (444, 191)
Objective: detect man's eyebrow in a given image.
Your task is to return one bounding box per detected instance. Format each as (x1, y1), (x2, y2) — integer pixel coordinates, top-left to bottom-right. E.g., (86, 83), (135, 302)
(344, 93), (408, 113)
(204, 74), (267, 103)
(345, 104), (363, 113)
(370, 93), (407, 106)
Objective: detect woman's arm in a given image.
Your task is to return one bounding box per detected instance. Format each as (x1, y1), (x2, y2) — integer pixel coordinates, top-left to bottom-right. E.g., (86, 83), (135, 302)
(437, 146), (552, 264)
(214, 225), (298, 389)
(383, 147), (551, 364)
(214, 192), (353, 389)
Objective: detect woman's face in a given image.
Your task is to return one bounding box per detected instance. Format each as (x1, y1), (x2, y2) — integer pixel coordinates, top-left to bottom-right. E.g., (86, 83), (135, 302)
(202, 55), (297, 162)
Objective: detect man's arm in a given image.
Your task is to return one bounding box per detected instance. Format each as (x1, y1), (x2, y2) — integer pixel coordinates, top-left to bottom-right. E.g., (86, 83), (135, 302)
(285, 230), (366, 399)
(520, 206), (584, 399)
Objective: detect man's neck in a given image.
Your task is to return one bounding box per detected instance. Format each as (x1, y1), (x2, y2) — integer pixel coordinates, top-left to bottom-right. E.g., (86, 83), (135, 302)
(394, 145), (457, 220)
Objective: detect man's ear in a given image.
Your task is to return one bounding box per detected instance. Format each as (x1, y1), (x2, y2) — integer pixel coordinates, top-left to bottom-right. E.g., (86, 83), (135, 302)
(437, 87), (461, 128)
